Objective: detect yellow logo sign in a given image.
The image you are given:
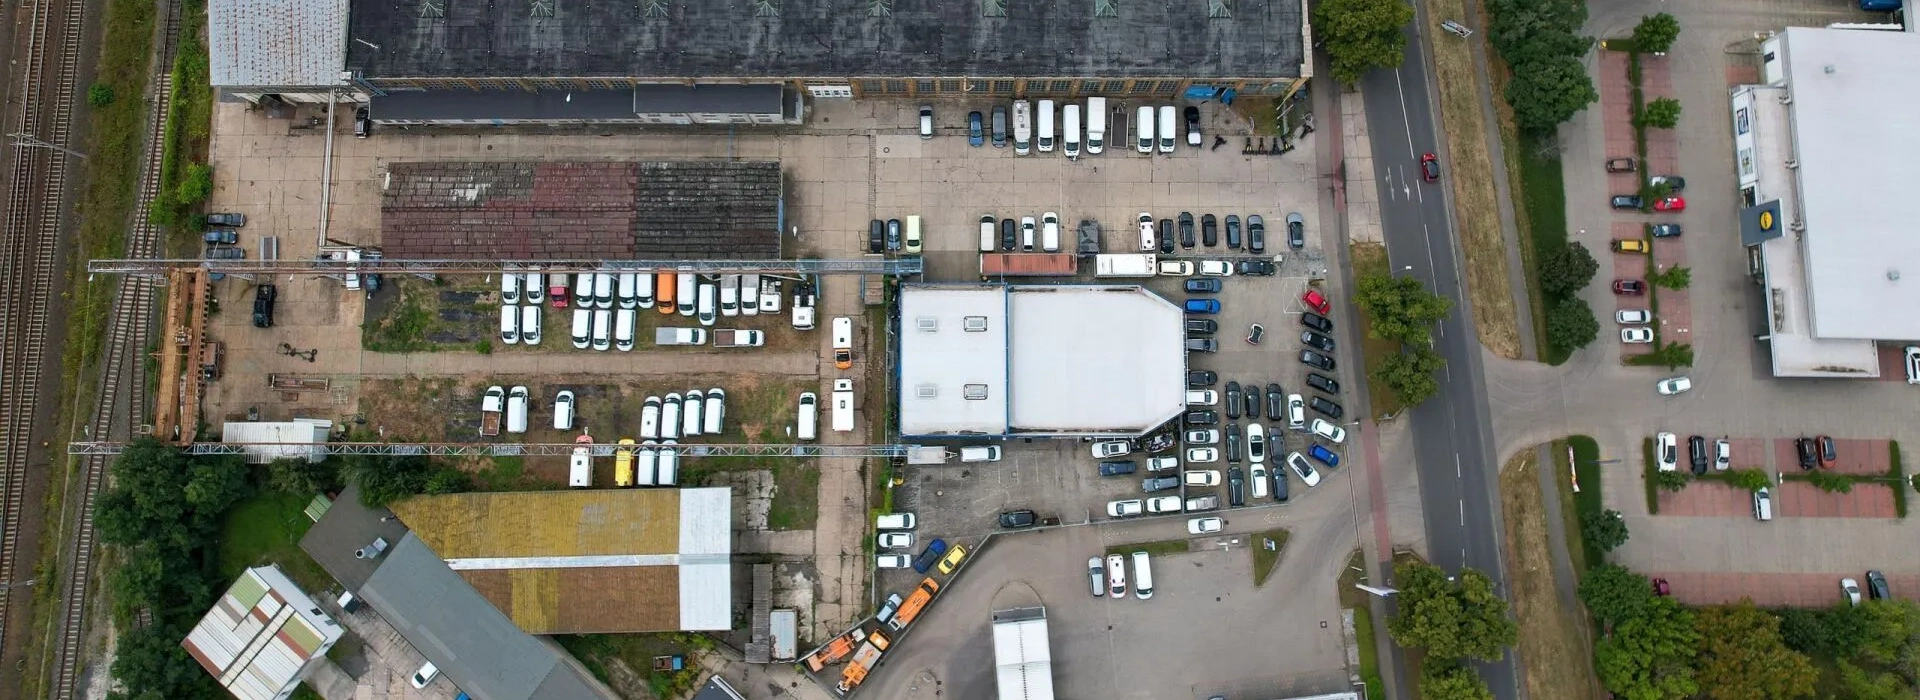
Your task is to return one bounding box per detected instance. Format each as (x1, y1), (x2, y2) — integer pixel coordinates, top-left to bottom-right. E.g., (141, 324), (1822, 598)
(1759, 210), (1775, 230)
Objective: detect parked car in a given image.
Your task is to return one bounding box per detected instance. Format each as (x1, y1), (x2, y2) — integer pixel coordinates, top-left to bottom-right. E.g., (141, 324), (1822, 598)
(1184, 106), (1201, 146)
(205, 212), (246, 227)
(1652, 197), (1686, 211)
(1300, 350), (1336, 371)
(1817, 435), (1837, 467)
(1606, 157), (1637, 173)
(202, 229), (238, 245)
(1201, 214), (1219, 246)
(919, 105), (934, 138)
(1306, 373), (1341, 395)
(1795, 437), (1818, 470)
(1107, 499), (1145, 518)
(1187, 517), (1224, 535)
(1245, 423), (1267, 463)
(1248, 214), (1266, 253)
(1185, 279), (1222, 293)
(1311, 419), (1347, 444)
(1158, 219), (1175, 254)
(1147, 495), (1183, 513)
(1143, 475), (1181, 492)
(1225, 382), (1243, 419)
(968, 111), (984, 146)
(1285, 451), (1322, 487)
(1186, 447), (1219, 463)
(1197, 260), (1234, 276)
(1610, 194), (1644, 210)
(1419, 153), (1440, 182)
(1617, 309), (1651, 324)
(1302, 289), (1331, 314)
(1612, 279), (1646, 295)
(1184, 298), (1221, 314)
(1227, 467), (1245, 506)
(1098, 460), (1138, 476)
(1906, 346), (1920, 385)
(1843, 578), (1863, 607)
(1000, 218), (1017, 251)
(1265, 383), (1284, 418)
(912, 539), (949, 573)
(1184, 429), (1219, 444)
(1656, 432), (1678, 472)
(1237, 259), (1276, 276)
(1307, 444), (1341, 468)
(1247, 324), (1265, 345)
(1287, 212), (1306, 249)
(1713, 439), (1731, 471)
(878, 532), (914, 549)
(1300, 312), (1333, 333)
(886, 218), (902, 251)
(1301, 330), (1336, 351)
(1185, 337), (1218, 353)
(1225, 215), (1242, 250)
(1186, 319), (1218, 334)
(1088, 557), (1105, 597)
(868, 219), (885, 254)
(1868, 570), (1891, 600)
(937, 545), (968, 574)
(1225, 424), (1242, 464)
(1656, 376), (1691, 395)
(1688, 435), (1709, 475)
(251, 284), (277, 328)
(998, 510), (1037, 528)
(1187, 370), (1218, 387)
(1091, 441), (1132, 458)
(1178, 212), (1197, 248)
(1622, 327), (1654, 343)
(1649, 223), (1682, 238)
(990, 105), (1009, 147)
(1613, 239), (1649, 254)
(1650, 175), (1686, 190)
(876, 554), (912, 569)
(1308, 396), (1343, 419)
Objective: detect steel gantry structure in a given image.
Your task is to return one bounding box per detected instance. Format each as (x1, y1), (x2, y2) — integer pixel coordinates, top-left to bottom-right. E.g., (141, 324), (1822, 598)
(66, 441), (912, 459)
(85, 257), (924, 276)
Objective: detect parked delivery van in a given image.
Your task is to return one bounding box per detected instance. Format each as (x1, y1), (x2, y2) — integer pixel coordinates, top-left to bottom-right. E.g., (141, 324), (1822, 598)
(1063, 104), (1082, 158)
(1037, 99), (1055, 152)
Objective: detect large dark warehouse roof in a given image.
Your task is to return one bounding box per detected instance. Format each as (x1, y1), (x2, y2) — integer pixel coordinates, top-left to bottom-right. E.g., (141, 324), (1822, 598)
(345, 0), (1304, 80)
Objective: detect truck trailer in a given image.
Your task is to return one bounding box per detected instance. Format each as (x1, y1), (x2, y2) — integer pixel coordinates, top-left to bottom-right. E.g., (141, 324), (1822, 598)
(979, 254), (1078, 277)
(992, 607), (1056, 700)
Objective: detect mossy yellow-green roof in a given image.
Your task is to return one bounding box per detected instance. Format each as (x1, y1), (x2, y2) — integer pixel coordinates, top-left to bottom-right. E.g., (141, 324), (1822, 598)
(392, 490), (681, 558)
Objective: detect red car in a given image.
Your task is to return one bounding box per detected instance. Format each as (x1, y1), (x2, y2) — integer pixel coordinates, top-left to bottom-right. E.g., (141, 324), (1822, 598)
(548, 280), (570, 308)
(1302, 289), (1331, 315)
(1652, 196), (1686, 212)
(1612, 279), (1646, 296)
(1419, 153), (1440, 182)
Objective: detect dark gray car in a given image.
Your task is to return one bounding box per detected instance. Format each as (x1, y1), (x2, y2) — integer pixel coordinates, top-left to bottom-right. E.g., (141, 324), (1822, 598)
(1225, 422), (1242, 464)
(1301, 330), (1336, 351)
(1243, 382), (1261, 419)
(1225, 382), (1242, 419)
(1300, 350), (1336, 371)
(1143, 476), (1181, 492)
(1178, 212), (1196, 248)
(1202, 214), (1219, 246)
(1286, 212), (1305, 249)
(1227, 467), (1246, 506)
(1248, 215), (1265, 254)
(1225, 215), (1242, 250)
(991, 106), (1009, 147)
(1266, 383), (1285, 417)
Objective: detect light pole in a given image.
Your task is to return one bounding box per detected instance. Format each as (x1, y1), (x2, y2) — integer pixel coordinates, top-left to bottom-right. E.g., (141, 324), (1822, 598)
(7, 133), (85, 159)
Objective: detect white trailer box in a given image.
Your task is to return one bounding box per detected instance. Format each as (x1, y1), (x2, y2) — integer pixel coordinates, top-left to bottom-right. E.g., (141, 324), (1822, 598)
(1094, 254), (1158, 277)
(831, 378), (855, 433)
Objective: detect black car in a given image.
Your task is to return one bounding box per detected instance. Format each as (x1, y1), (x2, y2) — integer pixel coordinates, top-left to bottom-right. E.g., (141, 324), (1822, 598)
(1178, 212), (1197, 248)
(1098, 460), (1138, 476)
(1225, 215), (1242, 250)
(1201, 214), (1219, 246)
(1271, 467), (1289, 502)
(1186, 319), (1217, 334)
(1244, 382), (1262, 419)
(1184, 410), (1218, 425)
(1649, 223), (1682, 238)
(1239, 259), (1276, 276)
(1158, 219), (1175, 254)
(1301, 330), (1336, 352)
(1300, 350), (1336, 371)
(1000, 218), (1017, 251)
(1265, 383), (1284, 418)
(1184, 106), (1201, 144)
(868, 219), (885, 253)
(1688, 435), (1709, 475)
(1287, 212), (1306, 250)
(1227, 467), (1246, 507)
(998, 510), (1037, 528)
(252, 284), (277, 328)
(1868, 570), (1891, 600)
(1225, 423), (1242, 464)
(1308, 397), (1343, 419)
(1185, 279), (1222, 293)
(354, 107), (372, 138)
(1187, 370), (1218, 387)
(1143, 476), (1181, 493)
(1185, 337), (1217, 353)
(1795, 437), (1817, 470)
(886, 218), (902, 251)
(1306, 373), (1341, 395)
(1248, 215), (1266, 253)
(1610, 194), (1644, 210)
(1300, 313), (1334, 333)
(1225, 382), (1243, 419)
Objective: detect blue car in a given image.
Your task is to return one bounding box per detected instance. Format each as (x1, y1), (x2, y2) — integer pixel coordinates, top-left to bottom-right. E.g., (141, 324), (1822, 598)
(968, 111), (985, 147)
(1184, 298), (1221, 314)
(1307, 444), (1340, 468)
(912, 538), (949, 573)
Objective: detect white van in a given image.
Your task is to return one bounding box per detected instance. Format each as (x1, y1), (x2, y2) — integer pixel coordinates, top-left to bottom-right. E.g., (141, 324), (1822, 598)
(1138, 212), (1157, 252)
(614, 309), (636, 351)
(524, 270), (544, 304)
(593, 272), (614, 309)
(960, 446), (1001, 462)
(505, 386), (529, 434)
(573, 273), (592, 308)
(697, 281), (718, 326)
(1754, 487), (1773, 521)
(1086, 97), (1107, 154)
(617, 273), (638, 309)
(640, 396), (661, 439)
(703, 388), (726, 435)
(500, 271), (521, 304)
(1157, 105), (1177, 153)
(500, 305), (520, 345)
(1131, 551), (1154, 600)
(683, 389), (704, 437)
(1063, 104), (1082, 158)
(1036, 99), (1055, 152)
(979, 215), (997, 252)
(720, 274), (740, 317)
(1012, 100), (1032, 155)
(1041, 212), (1060, 252)
(635, 440), (658, 487)
(677, 273), (697, 317)
(552, 390), (576, 430)
(1136, 105), (1155, 153)
(591, 309), (612, 351)
(876, 513), (917, 530)
(570, 308), (591, 349)
(796, 392), (818, 441)
(520, 304), (542, 345)
(660, 393), (682, 440)
(657, 439), (678, 486)
(740, 274), (760, 316)
(636, 272), (655, 309)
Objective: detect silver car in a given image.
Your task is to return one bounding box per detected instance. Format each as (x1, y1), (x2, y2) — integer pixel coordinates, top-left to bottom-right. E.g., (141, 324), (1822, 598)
(1088, 557), (1106, 597)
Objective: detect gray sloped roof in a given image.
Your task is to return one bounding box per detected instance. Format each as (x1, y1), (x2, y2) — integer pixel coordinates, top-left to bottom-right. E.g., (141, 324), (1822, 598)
(209, 0), (349, 87)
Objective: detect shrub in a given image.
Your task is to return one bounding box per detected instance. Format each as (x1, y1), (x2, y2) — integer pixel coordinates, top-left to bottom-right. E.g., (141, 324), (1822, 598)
(88, 83), (115, 107)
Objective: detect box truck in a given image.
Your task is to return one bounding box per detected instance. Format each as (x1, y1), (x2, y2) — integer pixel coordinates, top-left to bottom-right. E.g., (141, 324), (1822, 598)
(1095, 254), (1158, 277)
(832, 317), (853, 369)
(832, 378), (855, 433)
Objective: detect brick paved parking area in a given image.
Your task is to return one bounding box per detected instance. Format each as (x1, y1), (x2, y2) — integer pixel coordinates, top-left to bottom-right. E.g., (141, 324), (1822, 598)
(1650, 227), (1690, 345)
(1648, 571), (1920, 608)
(1775, 481), (1897, 519)
(1611, 223), (1652, 359)
(1875, 344), (1915, 382)
(1718, 437), (1769, 472)
(1656, 479), (1750, 518)
(1773, 437), (1889, 476)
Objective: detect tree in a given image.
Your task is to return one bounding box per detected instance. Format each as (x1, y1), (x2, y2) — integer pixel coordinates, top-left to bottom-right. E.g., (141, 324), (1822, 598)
(1579, 564), (1654, 626)
(87, 82), (114, 107)
(1693, 602), (1817, 700)
(1314, 0), (1416, 84)
(1650, 265), (1691, 290)
(1540, 242), (1599, 298)
(1374, 345), (1447, 407)
(343, 454), (434, 506)
(1388, 562), (1518, 661)
(424, 467), (473, 495)
(1506, 54), (1598, 133)
(1837, 660), (1909, 700)
(1639, 97), (1683, 129)
(177, 163), (215, 205)
(1545, 296), (1600, 354)
(1597, 596), (1699, 700)
(1632, 13), (1681, 54)
(267, 457), (341, 496)
(1422, 660), (1495, 700)
(1581, 508), (1630, 553)
(1355, 274), (1454, 344)
(1486, 0), (1588, 59)
(107, 624), (226, 700)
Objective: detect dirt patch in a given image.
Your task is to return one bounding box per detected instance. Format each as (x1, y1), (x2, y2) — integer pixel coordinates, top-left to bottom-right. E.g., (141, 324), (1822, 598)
(1499, 450), (1603, 700)
(1425, 0), (1522, 359)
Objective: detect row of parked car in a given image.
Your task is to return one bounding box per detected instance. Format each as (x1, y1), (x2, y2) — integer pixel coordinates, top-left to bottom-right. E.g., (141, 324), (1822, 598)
(503, 270), (785, 321)
(637, 390), (729, 440)
(1132, 211), (1304, 255)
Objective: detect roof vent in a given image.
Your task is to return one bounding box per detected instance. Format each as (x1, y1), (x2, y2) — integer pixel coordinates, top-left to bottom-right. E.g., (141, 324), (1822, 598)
(868, 0), (892, 16)
(964, 316), (989, 332)
(916, 384), (938, 398)
(1889, 269), (1901, 282)
(418, 0), (444, 18)
(353, 537), (390, 560)
(1823, 64), (1836, 74)
(1208, 0), (1231, 18)
(916, 316), (938, 331)
(640, 0), (668, 18)
(1094, 0), (1117, 15)
(963, 384), (990, 400)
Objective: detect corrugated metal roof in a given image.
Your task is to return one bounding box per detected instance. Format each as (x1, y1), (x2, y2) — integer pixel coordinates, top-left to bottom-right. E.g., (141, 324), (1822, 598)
(219, 419), (332, 464)
(393, 490), (687, 558)
(208, 0), (349, 88)
(182, 567), (344, 700)
(992, 611), (1055, 700)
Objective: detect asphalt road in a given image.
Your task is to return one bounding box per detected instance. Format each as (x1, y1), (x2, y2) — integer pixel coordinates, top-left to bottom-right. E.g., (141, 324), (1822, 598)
(1357, 22), (1519, 700)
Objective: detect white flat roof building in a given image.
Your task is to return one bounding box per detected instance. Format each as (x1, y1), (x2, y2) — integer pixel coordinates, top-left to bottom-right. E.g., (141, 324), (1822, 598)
(1729, 26), (1920, 377)
(897, 284), (1184, 437)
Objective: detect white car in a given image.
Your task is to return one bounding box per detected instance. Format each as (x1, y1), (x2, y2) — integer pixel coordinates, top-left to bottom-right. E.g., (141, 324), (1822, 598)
(1656, 376), (1692, 395)
(1146, 456), (1180, 472)
(1159, 260), (1195, 276)
(878, 532), (914, 549)
(1285, 452), (1322, 487)
(499, 272), (521, 305)
(1245, 423), (1267, 463)
(877, 554), (913, 569)
(1622, 327), (1654, 344)
(1713, 439), (1731, 471)
(1655, 432), (1678, 472)
(1021, 216), (1037, 250)
(1187, 389), (1219, 406)
(1091, 440), (1132, 458)
(1107, 499), (1145, 517)
(1249, 462), (1270, 499)
(1184, 470), (1221, 487)
(1842, 578), (1863, 606)
(1145, 495), (1183, 513)
(1042, 212), (1061, 252)
(411, 661), (440, 689)
(1906, 346), (1920, 385)
(1184, 429), (1220, 444)
(1088, 557), (1106, 597)
(1138, 212), (1157, 252)
(1310, 419), (1347, 444)
(1186, 447), (1219, 463)
(1617, 309), (1651, 324)
(1188, 517), (1224, 535)
(1197, 260), (1234, 277)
